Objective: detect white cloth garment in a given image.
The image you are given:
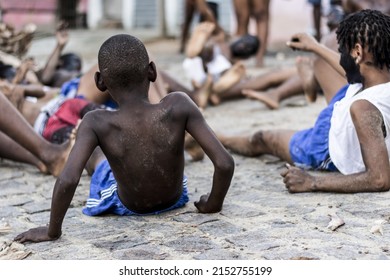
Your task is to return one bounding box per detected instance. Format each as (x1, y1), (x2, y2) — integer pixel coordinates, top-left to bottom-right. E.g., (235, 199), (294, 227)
(329, 82), (390, 174)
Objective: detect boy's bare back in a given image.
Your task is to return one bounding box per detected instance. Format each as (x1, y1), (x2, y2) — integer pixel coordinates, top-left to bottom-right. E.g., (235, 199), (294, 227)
(80, 92), (196, 213)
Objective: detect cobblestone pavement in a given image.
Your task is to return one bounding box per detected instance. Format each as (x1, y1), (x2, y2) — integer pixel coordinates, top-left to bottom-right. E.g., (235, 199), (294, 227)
(1, 30), (390, 260)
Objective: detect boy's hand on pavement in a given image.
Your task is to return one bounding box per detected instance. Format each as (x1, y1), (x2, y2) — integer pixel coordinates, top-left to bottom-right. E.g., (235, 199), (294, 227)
(14, 226), (60, 243)
(194, 193), (221, 213)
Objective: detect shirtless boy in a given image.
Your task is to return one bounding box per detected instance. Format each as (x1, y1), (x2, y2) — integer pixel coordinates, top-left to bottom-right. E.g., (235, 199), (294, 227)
(218, 9), (390, 193)
(15, 34), (234, 243)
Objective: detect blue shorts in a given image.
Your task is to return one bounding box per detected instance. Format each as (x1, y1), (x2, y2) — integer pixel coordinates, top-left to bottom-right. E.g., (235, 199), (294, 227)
(289, 85), (348, 171)
(82, 160), (189, 216)
(308, 0), (321, 5)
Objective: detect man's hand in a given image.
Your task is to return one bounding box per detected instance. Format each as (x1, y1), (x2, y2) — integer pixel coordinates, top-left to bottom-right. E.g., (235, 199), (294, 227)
(280, 164), (315, 193)
(194, 193), (221, 213)
(56, 21), (69, 47)
(286, 32), (319, 52)
(14, 226), (60, 243)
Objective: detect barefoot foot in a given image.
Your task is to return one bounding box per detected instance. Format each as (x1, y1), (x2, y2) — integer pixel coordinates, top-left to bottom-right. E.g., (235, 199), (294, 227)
(44, 126), (77, 177)
(212, 62), (246, 94)
(186, 22), (216, 58)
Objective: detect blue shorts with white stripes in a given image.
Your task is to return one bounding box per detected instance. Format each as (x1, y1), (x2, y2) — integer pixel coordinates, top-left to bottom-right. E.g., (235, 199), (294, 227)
(82, 159), (189, 216)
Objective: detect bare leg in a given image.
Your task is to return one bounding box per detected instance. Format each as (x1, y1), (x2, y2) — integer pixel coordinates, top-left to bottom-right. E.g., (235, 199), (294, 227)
(180, 0), (196, 53)
(251, 0), (270, 67)
(313, 29), (347, 104)
(218, 129), (296, 163)
(212, 61), (246, 94)
(159, 69), (211, 108)
(242, 74), (303, 109)
(233, 0), (250, 36)
(0, 92), (74, 176)
(0, 131), (46, 173)
(312, 3), (322, 41)
(185, 21), (216, 58)
(0, 82), (25, 112)
(296, 56), (319, 103)
(213, 67), (297, 102)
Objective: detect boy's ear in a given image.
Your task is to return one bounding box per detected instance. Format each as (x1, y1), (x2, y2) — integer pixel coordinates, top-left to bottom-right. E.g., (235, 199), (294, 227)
(148, 61), (157, 82)
(94, 71), (107, 92)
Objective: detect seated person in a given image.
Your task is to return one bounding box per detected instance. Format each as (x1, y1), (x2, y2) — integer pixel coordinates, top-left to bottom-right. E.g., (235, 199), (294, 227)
(15, 34), (234, 243)
(218, 10), (390, 193)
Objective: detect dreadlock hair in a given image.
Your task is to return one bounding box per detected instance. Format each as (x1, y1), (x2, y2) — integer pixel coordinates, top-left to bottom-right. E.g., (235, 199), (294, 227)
(336, 9), (390, 70)
(98, 34), (149, 89)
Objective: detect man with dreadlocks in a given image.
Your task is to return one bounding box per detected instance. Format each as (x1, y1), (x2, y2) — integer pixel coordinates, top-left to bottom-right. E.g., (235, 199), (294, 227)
(218, 9), (390, 193)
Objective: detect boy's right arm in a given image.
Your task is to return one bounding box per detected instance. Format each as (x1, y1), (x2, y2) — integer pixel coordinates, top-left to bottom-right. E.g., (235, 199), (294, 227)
(14, 115), (99, 243)
(179, 94), (235, 213)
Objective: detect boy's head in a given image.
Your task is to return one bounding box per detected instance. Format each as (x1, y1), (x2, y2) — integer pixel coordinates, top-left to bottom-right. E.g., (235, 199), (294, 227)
(336, 9), (390, 70)
(57, 53), (82, 72)
(230, 34), (260, 60)
(0, 62), (16, 82)
(96, 34), (155, 91)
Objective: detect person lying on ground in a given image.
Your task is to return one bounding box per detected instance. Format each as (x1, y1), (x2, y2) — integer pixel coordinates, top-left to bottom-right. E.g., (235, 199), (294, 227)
(183, 21), (260, 108)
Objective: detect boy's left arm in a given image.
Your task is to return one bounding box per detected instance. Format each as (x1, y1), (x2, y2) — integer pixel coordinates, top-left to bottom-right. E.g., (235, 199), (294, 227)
(282, 100), (390, 193)
(182, 95), (235, 212)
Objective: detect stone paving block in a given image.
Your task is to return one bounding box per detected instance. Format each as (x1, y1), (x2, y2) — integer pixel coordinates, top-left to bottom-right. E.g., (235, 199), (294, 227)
(113, 246), (170, 260)
(164, 235), (218, 253)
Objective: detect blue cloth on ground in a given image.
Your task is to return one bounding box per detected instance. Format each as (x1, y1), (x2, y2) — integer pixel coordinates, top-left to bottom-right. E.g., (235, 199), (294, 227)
(289, 84), (349, 171)
(60, 77), (118, 109)
(82, 159), (189, 216)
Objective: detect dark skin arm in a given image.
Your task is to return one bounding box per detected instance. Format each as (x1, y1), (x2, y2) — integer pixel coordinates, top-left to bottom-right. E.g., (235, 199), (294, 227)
(179, 93), (234, 212)
(14, 114), (99, 243)
(281, 100), (390, 193)
(38, 22), (69, 86)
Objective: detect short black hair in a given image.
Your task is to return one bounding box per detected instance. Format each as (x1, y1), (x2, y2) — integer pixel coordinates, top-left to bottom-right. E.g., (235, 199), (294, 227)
(98, 34), (149, 89)
(0, 62), (16, 81)
(58, 53), (82, 72)
(230, 34), (260, 59)
(336, 9), (390, 69)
